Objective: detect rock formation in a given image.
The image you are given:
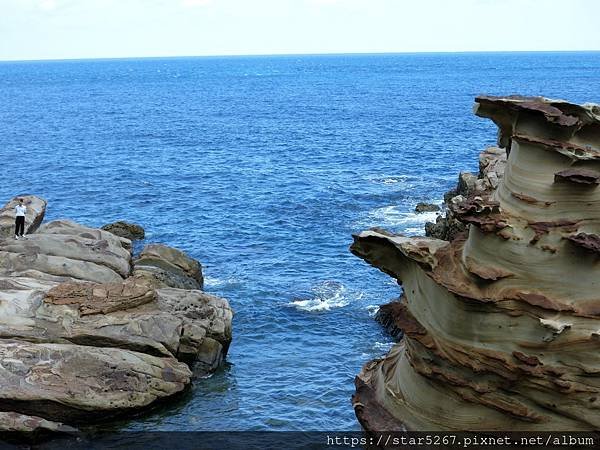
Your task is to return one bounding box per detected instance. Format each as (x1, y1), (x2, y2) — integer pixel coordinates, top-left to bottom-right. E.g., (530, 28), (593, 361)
(101, 220), (145, 240)
(425, 146), (507, 241)
(0, 198), (232, 435)
(414, 202), (440, 213)
(0, 196), (46, 239)
(133, 243), (204, 290)
(351, 96), (600, 431)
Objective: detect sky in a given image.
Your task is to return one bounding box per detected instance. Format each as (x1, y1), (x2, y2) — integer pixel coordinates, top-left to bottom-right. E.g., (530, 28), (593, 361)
(1, 0), (599, 61)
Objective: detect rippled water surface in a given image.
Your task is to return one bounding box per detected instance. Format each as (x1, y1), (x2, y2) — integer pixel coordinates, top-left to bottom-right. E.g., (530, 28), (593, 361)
(1, 52), (599, 430)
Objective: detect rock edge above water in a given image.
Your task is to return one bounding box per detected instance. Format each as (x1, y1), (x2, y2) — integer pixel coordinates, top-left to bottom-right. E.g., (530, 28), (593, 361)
(0, 201), (233, 435)
(352, 95), (600, 433)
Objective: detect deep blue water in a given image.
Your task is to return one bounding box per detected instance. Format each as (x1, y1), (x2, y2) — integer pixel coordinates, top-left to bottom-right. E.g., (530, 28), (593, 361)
(0, 52), (599, 431)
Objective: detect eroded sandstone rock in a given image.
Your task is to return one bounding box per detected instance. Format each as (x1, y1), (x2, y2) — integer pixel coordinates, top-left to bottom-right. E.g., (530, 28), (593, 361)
(414, 202), (440, 213)
(0, 208), (232, 434)
(102, 221), (145, 240)
(352, 95), (600, 432)
(133, 243), (204, 290)
(155, 288), (233, 368)
(0, 411), (77, 434)
(0, 339), (191, 423)
(426, 146), (508, 241)
(0, 196), (47, 239)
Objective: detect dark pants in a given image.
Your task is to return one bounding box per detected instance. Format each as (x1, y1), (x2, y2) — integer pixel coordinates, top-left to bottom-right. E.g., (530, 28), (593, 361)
(15, 216), (25, 236)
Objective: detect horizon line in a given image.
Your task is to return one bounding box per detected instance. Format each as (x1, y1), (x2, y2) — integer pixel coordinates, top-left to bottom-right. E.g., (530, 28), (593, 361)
(1, 49), (599, 64)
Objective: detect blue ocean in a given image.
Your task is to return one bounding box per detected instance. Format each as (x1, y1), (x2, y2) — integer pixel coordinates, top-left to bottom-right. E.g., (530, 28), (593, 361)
(0, 52), (598, 431)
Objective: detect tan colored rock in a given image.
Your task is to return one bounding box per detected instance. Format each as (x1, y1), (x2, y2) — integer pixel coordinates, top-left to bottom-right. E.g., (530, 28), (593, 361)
(44, 277), (155, 316)
(38, 219), (132, 251)
(0, 211), (232, 428)
(0, 276), (181, 357)
(102, 221), (145, 240)
(155, 288), (233, 366)
(0, 219), (132, 284)
(0, 195), (47, 239)
(0, 276), (233, 367)
(0, 233), (130, 280)
(134, 243), (203, 289)
(0, 411), (77, 434)
(0, 340), (191, 423)
(352, 95), (600, 432)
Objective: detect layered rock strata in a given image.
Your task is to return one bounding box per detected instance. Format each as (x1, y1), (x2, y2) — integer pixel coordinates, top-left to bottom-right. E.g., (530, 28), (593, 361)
(0, 198), (232, 434)
(133, 243), (204, 290)
(352, 96), (600, 431)
(425, 146), (507, 241)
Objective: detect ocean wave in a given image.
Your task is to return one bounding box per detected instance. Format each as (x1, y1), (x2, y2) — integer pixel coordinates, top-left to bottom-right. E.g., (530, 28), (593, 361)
(373, 341), (395, 353)
(355, 203), (441, 234)
(368, 175), (413, 185)
(204, 275), (241, 288)
(288, 280), (364, 312)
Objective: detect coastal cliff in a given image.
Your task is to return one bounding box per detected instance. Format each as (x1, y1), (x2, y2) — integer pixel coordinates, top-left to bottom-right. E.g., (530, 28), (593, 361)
(0, 200), (232, 435)
(351, 96), (600, 431)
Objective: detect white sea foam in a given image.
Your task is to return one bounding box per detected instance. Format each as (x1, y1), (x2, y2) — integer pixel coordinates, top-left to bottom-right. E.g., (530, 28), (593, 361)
(373, 341), (394, 353)
(288, 280), (364, 312)
(204, 275), (239, 288)
(355, 203), (442, 235)
(368, 175), (412, 185)
(366, 305), (380, 317)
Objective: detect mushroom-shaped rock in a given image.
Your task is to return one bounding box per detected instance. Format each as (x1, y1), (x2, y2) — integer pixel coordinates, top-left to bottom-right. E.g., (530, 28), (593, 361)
(352, 95), (600, 432)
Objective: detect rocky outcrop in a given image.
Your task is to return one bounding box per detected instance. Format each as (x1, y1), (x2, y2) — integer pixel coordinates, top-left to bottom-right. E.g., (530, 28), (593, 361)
(0, 196), (47, 239)
(352, 96), (600, 432)
(374, 300), (405, 340)
(0, 227), (131, 282)
(414, 202), (440, 213)
(155, 288), (233, 370)
(0, 411), (76, 435)
(133, 243), (204, 290)
(101, 221), (145, 240)
(0, 197), (232, 435)
(426, 147), (508, 241)
(0, 340), (191, 423)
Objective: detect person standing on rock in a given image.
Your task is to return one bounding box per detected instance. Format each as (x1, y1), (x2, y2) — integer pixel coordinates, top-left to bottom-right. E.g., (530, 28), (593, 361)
(14, 198), (26, 239)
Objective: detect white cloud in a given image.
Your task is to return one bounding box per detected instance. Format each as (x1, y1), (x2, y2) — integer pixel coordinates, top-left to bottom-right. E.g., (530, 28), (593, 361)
(181, 0), (212, 7)
(39, 0), (57, 10)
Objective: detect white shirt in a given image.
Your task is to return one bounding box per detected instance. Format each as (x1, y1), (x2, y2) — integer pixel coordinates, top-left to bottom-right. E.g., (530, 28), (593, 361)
(15, 205), (27, 217)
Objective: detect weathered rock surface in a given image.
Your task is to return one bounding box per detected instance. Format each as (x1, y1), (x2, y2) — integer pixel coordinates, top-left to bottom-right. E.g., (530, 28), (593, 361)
(0, 231), (131, 282)
(414, 202), (440, 213)
(155, 288), (233, 369)
(0, 198), (232, 435)
(352, 96), (600, 432)
(0, 196), (47, 239)
(0, 340), (191, 423)
(374, 300), (405, 340)
(39, 219), (132, 251)
(101, 221), (145, 240)
(426, 147), (507, 241)
(133, 243), (204, 290)
(0, 411), (76, 434)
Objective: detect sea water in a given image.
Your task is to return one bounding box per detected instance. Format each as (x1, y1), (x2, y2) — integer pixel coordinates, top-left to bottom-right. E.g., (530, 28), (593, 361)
(0, 52), (598, 430)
